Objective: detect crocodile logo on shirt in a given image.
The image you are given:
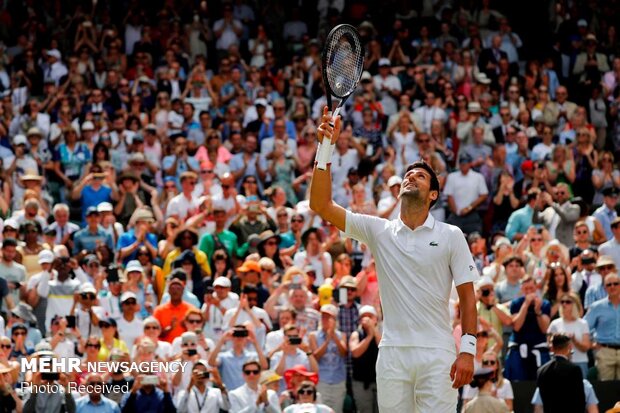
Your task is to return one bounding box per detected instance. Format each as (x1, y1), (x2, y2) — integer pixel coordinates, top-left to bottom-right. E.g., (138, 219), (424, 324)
(429, 241), (438, 246)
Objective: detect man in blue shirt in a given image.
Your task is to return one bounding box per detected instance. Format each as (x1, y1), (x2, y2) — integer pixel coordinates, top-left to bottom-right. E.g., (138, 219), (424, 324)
(75, 373), (120, 413)
(70, 164), (116, 223)
(584, 273), (620, 380)
(120, 374), (176, 413)
(593, 187), (619, 240)
(505, 188), (538, 241)
(72, 207), (115, 255)
(504, 276), (551, 381)
(116, 209), (158, 265)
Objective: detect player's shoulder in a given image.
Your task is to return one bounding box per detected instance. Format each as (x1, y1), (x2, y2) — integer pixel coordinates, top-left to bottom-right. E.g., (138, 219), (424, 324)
(435, 220), (467, 239)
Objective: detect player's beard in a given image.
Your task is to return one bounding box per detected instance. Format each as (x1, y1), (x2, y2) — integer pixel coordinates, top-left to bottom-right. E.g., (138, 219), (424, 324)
(400, 186), (426, 209)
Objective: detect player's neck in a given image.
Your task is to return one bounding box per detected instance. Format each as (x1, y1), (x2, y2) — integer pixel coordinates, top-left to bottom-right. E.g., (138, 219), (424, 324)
(400, 201), (430, 231)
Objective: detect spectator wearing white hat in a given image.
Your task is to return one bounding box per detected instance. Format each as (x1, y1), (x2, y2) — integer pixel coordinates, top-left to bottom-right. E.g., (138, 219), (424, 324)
(349, 305), (381, 413)
(377, 176), (402, 220)
(70, 282), (106, 340)
(202, 276), (240, 341)
(98, 201), (125, 246)
(43, 49), (67, 86)
(373, 58), (401, 117)
(25, 249), (56, 333)
(309, 304), (348, 413)
(117, 291), (144, 348)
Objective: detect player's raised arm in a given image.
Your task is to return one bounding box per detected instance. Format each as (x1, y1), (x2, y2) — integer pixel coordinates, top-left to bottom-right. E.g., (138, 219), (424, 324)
(309, 106), (347, 232)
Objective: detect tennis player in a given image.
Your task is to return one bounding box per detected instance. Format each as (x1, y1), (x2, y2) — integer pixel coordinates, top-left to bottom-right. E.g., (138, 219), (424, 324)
(309, 107), (479, 412)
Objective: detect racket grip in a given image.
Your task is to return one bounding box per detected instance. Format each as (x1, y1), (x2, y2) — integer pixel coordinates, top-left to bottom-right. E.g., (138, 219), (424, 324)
(328, 107), (341, 127)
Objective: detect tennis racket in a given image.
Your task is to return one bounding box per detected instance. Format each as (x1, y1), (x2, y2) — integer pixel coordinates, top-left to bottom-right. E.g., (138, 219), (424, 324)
(321, 24), (365, 122)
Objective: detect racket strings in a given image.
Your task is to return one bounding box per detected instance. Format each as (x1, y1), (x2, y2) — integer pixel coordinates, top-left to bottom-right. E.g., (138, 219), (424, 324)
(325, 27), (364, 98)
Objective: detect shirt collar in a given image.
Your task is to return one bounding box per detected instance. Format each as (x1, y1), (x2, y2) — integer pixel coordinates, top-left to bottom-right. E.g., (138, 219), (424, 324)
(395, 213), (435, 233)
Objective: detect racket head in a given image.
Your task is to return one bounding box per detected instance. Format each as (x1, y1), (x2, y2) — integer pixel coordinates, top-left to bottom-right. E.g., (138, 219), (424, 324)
(321, 24), (364, 104)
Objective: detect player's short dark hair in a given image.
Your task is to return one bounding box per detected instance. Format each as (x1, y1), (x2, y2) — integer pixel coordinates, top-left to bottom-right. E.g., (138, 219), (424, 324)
(405, 161), (440, 207)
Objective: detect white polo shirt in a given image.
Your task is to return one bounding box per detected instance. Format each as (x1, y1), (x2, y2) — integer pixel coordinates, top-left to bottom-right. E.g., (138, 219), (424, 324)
(344, 211), (479, 352)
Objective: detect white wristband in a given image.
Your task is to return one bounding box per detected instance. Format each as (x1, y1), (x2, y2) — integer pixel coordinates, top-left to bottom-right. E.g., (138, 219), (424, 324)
(460, 334), (477, 356)
(316, 141), (335, 170)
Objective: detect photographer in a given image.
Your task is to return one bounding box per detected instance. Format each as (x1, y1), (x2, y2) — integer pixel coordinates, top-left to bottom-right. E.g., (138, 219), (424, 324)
(120, 373), (175, 413)
(75, 373), (119, 413)
(175, 360), (230, 413)
(23, 365), (76, 413)
(270, 324), (318, 391)
(475, 277), (513, 350)
(35, 256), (81, 333)
(207, 325), (268, 391)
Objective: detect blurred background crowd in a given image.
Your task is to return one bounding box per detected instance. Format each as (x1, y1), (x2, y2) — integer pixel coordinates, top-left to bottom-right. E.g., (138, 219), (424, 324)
(1, 0), (620, 412)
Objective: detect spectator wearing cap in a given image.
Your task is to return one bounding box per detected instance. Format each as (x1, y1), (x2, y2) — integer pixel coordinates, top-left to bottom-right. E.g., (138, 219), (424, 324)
(116, 208), (157, 265)
(337, 276), (360, 338)
(0, 238), (25, 313)
(153, 275), (199, 343)
(123, 259), (157, 319)
(228, 359), (279, 412)
(25, 249), (56, 332)
(114, 169), (154, 227)
(72, 207), (115, 255)
(456, 101), (495, 146)
(573, 34), (610, 82)
(7, 302), (41, 349)
(373, 58), (401, 117)
(43, 49), (67, 85)
(593, 187), (619, 240)
(534, 333), (586, 412)
(9, 323), (33, 360)
(116, 290), (144, 348)
(571, 248), (599, 301)
(70, 163), (116, 223)
(133, 317), (172, 361)
(7, 134), (38, 199)
(584, 255), (616, 308)
(280, 365), (321, 409)
(309, 304), (347, 413)
(47, 203), (80, 246)
(598, 217), (620, 269)
(98, 201), (125, 246)
(71, 282), (105, 341)
(542, 86), (578, 132)
(505, 188), (539, 241)
(444, 153), (489, 235)
(349, 305), (381, 413)
(377, 175), (402, 220)
(202, 276), (240, 341)
(97, 316), (130, 362)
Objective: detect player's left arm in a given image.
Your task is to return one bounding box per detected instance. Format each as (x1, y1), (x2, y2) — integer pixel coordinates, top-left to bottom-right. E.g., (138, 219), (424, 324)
(451, 281), (476, 388)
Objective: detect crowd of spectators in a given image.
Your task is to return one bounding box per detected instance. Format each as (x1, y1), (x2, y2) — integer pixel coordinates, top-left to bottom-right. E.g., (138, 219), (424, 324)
(0, 0), (620, 412)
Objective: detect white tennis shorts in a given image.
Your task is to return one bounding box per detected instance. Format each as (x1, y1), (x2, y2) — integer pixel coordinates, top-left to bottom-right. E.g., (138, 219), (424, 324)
(376, 346), (457, 413)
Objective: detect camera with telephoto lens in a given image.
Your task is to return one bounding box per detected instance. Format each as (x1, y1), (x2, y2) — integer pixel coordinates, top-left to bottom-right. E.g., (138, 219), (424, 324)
(232, 329), (249, 338)
(288, 336), (302, 345)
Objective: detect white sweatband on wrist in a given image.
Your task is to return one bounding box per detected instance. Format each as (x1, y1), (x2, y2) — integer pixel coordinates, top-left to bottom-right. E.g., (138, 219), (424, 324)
(316, 141), (335, 170)
(460, 334), (477, 355)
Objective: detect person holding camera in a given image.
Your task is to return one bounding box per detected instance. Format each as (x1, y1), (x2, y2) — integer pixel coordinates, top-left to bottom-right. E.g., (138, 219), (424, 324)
(23, 371), (76, 413)
(175, 359), (230, 413)
(120, 373), (176, 413)
(475, 277), (512, 350)
(36, 255), (81, 331)
(75, 373), (120, 413)
(270, 324), (318, 391)
(70, 283), (104, 341)
(504, 276), (551, 381)
(208, 325), (268, 391)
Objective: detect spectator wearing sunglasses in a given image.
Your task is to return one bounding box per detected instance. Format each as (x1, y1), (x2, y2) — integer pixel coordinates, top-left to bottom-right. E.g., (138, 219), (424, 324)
(283, 381), (333, 413)
(464, 350), (514, 411)
(70, 283), (105, 341)
(98, 317), (129, 362)
(116, 291), (144, 348)
(229, 360), (280, 413)
(9, 323), (33, 360)
(75, 372), (120, 413)
(584, 272), (620, 380)
(584, 255), (616, 309)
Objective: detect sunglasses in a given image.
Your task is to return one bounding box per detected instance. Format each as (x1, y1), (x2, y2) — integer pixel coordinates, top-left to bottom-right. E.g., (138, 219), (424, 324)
(244, 181), (257, 184)
(417, 139), (430, 144)
(265, 241), (278, 246)
(243, 369), (260, 375)
(298, 389), (316, 395)
(291, 219), (304, 223)
(81, 293), (96, 300)
(181, 342), (197, 347)
(86, 343), (101, 348)
(144, 325), (160, 330)
(0, 344), (11, 349)
(187, 319), (202, 324)
(560, 300), (573, 305)
(531, 238), (543, 242)
(576, 230), (588, 235)
(99, 323), (113, 329)
(13, 332), (26, 336)
(221, 184), (231, 189)
(123, 299), (137, 305)
(482, 360), (497, 366)
(599, 265), (615, 271)
(606, 282), (620, 287)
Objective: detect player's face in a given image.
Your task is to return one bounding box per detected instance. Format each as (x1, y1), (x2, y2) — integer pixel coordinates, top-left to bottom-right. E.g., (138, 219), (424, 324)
(400, 168), (437, 204)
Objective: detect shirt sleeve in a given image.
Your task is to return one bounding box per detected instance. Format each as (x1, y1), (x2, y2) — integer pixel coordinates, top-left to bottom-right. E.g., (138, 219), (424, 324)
(344, 210), (386, 246)
(477, 173), (489, 195)
(449, 226), (480, 286)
